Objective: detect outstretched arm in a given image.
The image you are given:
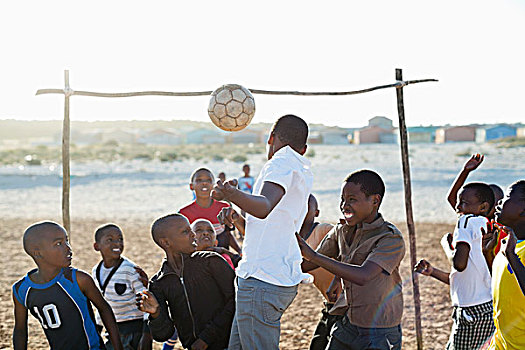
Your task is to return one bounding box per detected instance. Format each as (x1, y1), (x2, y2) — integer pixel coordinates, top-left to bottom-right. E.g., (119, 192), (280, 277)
(414, 259), (450, 284)
(447, 154), (484, 209)
(218, 207), (246, 237)
(12, 292), (28, 350)
(213, 180), (284, 219)
(296, 233), (383, 286)
(77, 271), (123, 350)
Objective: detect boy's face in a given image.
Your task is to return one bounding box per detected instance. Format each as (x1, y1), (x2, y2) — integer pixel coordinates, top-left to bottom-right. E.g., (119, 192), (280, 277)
(163, 217), (197, 255)
(94, 228), (124, 261)
(488, 189), (505, 219)
(340, 182), (379, 226)
(456, 188), (486, 216)
(38, 228), (73, 268)
(495, 186), (524, 229)
(243, 166), (250, 176)
(218, 173), (226, 183)
(193, 220), (217, 250)
(190, 170), (214, 198)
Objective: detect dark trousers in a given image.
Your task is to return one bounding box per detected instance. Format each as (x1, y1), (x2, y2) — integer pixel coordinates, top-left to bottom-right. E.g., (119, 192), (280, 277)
(310, 303), (343, 350)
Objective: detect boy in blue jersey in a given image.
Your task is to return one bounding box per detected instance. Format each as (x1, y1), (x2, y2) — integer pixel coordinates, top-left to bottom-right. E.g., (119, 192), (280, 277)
(12, 221), (123, 350)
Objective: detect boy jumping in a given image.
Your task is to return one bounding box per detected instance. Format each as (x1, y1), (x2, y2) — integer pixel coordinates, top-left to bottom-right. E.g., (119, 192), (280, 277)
(12, 221), (123, 350)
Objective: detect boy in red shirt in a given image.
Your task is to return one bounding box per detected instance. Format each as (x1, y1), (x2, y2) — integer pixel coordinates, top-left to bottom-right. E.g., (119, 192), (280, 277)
(179, 167), (241, 254)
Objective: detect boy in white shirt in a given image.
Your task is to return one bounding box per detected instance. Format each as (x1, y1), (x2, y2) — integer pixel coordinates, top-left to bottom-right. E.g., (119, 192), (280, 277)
(415, 183), (496, 350)
(212, 114), (313, 349)
(92, 224), (152, 350)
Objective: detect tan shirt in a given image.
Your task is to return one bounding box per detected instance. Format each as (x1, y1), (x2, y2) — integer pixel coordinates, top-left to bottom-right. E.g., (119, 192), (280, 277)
(305, 223), (335, 301)
(316, 214), (405, 328)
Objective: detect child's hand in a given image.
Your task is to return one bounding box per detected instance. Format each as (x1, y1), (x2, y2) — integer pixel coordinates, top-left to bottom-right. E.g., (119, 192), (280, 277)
(295, 232), (317, 261)
(136, 291), (159, 318)
(463, 153), (484, 172)
(191, 338), (208, 350)
(503, 227), (517, 258)
(134, 266), (149, 288)
(217, 207), (240, 228)
(212, 179), (238, 201)
(481, 220), (499, 255)
(414, 259), (433, 276)
(326, 278), (342, 303)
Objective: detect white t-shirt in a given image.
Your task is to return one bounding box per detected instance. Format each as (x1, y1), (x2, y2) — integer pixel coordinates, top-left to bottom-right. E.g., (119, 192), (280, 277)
(449, 214), (492, 307)
(236, 146), (313, 286)
(91, 256), (147, 324)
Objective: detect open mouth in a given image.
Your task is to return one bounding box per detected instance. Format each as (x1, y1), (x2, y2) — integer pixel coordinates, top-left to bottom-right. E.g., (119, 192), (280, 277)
(343, 212), (354, 220)
(112, 248), (121, 253)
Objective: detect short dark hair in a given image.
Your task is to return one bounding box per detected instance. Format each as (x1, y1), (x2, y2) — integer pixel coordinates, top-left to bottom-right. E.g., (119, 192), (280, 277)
(489, 184), (504, 202)
(190, 168), (214, 183)
(344, 170), (385, 203)
(271, 114), (308, 152)
(509, 180), (525, 201)
(95, 223), (122, 243)
(151, 213), (187, 246)
(463, 182), (495, 210)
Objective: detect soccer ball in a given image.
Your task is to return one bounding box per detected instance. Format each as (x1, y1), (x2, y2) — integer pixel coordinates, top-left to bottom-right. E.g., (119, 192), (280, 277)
(208, 84), (255, 131)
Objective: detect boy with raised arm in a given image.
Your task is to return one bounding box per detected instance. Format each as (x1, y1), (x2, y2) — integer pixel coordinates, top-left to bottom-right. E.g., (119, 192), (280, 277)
(297, 170), (405, 350)
(212, 114), (313, 349)
(12, 221), (123, 350)
(415, 182), (496, 349)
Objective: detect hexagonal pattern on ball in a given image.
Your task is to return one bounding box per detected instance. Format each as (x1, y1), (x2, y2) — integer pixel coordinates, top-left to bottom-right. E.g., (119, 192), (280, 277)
(221, 116), (237, 130)
(215, 88), (233, 105)
(232, 88), (247, 102)
(213, 104), (227, 118)
(226, 100), (243, 118)
(243, 97), (255, 114)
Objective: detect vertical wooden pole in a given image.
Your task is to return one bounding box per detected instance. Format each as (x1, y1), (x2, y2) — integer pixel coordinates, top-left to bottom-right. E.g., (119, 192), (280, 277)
(395, 68), (423, 349)
(62, 70), (71, 236)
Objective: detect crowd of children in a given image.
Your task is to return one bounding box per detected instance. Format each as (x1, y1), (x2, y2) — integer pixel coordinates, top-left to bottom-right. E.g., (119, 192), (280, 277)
(11, 115), (525, 350)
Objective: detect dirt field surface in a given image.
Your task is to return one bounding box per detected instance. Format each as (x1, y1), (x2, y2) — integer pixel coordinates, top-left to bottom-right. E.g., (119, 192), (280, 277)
(0, 218), (454, 349)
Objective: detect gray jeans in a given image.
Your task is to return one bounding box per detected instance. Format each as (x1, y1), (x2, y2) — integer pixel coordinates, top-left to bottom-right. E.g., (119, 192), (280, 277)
(228, 277), (298, 350)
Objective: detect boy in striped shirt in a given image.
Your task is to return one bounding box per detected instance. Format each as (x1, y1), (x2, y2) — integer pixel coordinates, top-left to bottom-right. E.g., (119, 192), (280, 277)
(92, 224), (152, 350)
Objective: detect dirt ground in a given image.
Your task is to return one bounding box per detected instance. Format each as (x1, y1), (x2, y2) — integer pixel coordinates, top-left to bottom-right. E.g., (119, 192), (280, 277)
(0, 218), (454, 349)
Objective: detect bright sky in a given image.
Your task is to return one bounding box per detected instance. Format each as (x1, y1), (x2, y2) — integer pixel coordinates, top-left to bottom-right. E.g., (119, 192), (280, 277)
(1, 1), (524, 128)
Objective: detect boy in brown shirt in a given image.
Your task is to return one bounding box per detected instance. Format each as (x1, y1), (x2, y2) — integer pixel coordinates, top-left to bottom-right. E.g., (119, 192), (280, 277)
(298, 170), (405, 350)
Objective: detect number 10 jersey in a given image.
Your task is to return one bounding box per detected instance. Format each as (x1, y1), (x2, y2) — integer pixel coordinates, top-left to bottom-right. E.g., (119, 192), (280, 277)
(13, 267), (103, 350)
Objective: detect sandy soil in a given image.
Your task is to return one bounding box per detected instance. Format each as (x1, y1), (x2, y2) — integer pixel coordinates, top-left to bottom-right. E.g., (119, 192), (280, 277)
(0, 218), (454, 349)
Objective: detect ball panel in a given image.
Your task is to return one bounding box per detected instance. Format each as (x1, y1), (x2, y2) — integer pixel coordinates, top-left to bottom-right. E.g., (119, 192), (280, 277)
(221, 116), (237, 130)
(232, 88), (247, 102)
(213, 104), (226, 118)
(243, 97), (255, 114)
(215, 88), (233, 105)
(226, 100), (243, 118)
(236, 112), (251, 126)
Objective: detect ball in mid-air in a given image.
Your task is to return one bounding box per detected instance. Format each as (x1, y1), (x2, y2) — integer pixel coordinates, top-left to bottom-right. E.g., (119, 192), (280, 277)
(208, 84), (255, 131)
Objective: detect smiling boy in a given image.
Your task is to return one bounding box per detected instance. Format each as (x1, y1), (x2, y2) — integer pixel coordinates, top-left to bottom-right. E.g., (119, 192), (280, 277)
(298, 170), (405, 350)
(91, 224), (151, 350)
(179, 168), (241, 254)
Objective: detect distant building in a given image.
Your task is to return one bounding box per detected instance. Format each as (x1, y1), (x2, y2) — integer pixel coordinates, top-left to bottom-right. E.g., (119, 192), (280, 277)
(354, 126), (395, 144)
(407, 126), (438, 143)
(435, 126), (476, 144)
(186, 129), (226, 144)
(322, 130), (350, 145)
(228, 129), (261, 144)
(307, 132), (323, 144)
(517, 127), (525, 138)
(368, 116), (393, 129)
(475, 125), (517, 143)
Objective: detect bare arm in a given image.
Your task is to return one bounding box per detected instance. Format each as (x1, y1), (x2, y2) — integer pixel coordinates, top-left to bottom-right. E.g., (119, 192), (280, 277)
(452, 242), (470, 272)
(212, 180), (284, 219)
(12, 292), (28, 350)
(77, 271), (123, 350)
(447, 154), (484, 209)
(414, 259), (450, 284)
(296, 233), (383, 286)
